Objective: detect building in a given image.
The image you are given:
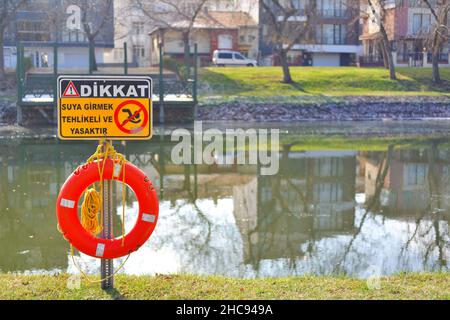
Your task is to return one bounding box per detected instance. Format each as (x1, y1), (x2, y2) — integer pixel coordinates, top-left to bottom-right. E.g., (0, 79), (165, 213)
(3, 0), (114, 69)
(104, 0), (154, 67)
(149, 9), (259, 65)
(359, 0), (450, 67)
(259, 0), (362, 66)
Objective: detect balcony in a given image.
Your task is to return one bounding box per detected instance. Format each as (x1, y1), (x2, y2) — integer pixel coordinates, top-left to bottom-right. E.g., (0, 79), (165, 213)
(317, 9), (349, 19)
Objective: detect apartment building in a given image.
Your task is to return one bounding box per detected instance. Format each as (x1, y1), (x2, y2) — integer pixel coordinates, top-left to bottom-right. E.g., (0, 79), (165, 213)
(3, 0), (114, 69)
(259, 0), (361, 66)
(360, 0), (450, 67)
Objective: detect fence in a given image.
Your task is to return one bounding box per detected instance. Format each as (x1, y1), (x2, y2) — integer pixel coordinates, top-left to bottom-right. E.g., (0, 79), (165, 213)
(16, 42), (198, 124)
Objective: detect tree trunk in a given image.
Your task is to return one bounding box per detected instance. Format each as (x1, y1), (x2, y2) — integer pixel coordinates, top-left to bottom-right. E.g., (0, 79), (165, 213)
(432, 51), (441, 83)
(431, 33), (441, 83)
(280, 50), (293, 84)
(0, 29), (6, 89)
(379, 25), (396, 80)
(89, 38), (97, 72)
(380, 41), (389, 69)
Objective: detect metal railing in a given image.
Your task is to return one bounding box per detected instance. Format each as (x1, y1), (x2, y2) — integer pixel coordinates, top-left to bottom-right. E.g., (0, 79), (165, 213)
(427, 52), (449, 63)
(317, 9), (349, 19)
(359, 55), (384, 66)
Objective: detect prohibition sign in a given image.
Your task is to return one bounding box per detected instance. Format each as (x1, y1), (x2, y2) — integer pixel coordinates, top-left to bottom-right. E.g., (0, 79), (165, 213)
(114, 100), (149, 134)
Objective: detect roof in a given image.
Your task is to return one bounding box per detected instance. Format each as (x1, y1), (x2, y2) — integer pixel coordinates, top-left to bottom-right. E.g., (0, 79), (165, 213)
(206, 11), (257, 28)
(150, 10), (257, 34)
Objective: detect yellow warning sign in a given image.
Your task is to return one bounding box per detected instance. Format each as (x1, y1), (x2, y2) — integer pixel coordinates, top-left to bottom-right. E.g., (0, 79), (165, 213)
(57, 76), (152, 140)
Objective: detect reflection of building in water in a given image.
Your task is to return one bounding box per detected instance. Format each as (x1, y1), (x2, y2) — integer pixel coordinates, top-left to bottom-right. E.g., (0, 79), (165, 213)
(361, 148), (450, 220)
(363, 150), (430, 216)
(233, 151), (357, 266)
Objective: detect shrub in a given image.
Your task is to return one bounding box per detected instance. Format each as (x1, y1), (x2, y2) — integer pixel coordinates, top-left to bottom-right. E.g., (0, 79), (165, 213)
(163, 56), (190, 81)
(16, 56), (34, 74)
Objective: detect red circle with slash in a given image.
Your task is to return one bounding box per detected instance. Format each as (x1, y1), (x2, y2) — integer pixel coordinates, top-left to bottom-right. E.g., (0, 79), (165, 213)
(114, 100), (149, 134)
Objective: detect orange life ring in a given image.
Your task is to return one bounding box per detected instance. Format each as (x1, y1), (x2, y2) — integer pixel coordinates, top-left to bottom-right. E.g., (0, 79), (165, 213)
(56, 159), (159, 259)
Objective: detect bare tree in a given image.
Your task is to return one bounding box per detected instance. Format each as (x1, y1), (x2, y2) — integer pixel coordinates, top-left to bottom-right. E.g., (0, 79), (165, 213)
(422, 0), (450, 83)
(137, 0), (209, 67)
(68, 0), (113, 71)
(0, 0), (28, 89)
(366, 0), (397, 80)
(261, 0), (315, 84)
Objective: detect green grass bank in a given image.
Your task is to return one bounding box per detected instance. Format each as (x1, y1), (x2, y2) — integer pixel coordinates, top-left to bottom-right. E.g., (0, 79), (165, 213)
(0, 273), (449, 300)
(199, 67), (450, 103)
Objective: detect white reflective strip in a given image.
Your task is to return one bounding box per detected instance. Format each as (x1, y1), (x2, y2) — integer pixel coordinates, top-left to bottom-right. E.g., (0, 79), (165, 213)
(60, 198), (75, 209)
(113, 163), (122, 178)
(96, 243), (105, 257)
(142, 213), (156, 223)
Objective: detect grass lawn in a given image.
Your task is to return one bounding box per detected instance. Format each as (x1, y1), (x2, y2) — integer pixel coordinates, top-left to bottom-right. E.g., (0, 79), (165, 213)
(0, 273), (448, 300)
(199, 67), (450, 103)
(281, 135), (440, 152)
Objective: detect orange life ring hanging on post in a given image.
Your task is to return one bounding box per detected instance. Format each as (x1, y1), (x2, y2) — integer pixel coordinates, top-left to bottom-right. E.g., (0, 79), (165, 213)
(56, 158), (159, 259)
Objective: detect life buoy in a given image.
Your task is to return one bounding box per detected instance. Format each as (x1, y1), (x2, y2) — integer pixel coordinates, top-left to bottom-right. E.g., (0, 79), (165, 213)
(56, 159), (159, 259)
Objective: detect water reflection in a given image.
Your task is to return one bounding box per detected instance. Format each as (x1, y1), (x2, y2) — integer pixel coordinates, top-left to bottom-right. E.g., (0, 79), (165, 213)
(0, 139), (448, 277)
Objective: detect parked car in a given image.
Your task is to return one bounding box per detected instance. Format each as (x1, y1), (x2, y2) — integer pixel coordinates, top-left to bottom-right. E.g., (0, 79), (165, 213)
(212, 50), (258, 67)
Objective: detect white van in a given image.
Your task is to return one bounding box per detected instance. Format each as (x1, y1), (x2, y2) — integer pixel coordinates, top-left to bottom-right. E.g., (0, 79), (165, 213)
(212, 50), (257, 67)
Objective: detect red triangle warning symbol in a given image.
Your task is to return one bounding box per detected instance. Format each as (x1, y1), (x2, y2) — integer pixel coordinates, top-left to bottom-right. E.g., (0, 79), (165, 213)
(62, 81), (80, 97)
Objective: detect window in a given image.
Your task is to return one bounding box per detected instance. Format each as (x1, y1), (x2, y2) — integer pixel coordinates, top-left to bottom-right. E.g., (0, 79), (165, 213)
(132, 22), (145, 35)
(408, 0), (436, 7)
(412, 14), (431, 35)
(16, 20), (50, 42)
(316, 24), (346, 45)
(405, 164), (427, 186)
(62, 29), (87, 43)
(313, 183), (343, 202)
(133, 45), (145, 58)
(234, 53), (245, 60)
(292, 0), (308, 14)
(317, 0), (346, 18)
(314, 158), (344, 177)
(218, 53), (233, 59)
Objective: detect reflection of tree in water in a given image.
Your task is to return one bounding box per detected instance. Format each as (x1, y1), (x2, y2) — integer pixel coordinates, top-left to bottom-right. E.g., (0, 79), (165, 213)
(243, 145), (357, 276)
(338, 145), (394, 272)
(341, 142), (449, 274)
(400, 141), (449, 270)
(0, 143), (87, 273)
(151, 197), (242, 276)
(242, 142), (449, 277)
(152, 146), (242, 275)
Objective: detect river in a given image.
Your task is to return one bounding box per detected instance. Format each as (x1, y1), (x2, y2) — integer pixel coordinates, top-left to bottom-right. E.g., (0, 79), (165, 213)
(0, 122), (449, 278)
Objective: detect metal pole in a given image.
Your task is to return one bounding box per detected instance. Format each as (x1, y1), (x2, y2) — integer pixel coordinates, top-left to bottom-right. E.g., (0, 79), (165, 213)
(16, 43), (24, 125)
(124, 42), (128, 75)
(101, 140), (114, 290)
(159, 43), (164, 124)
(193, 43), (198, 120)
(53, 43), (58, 124)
